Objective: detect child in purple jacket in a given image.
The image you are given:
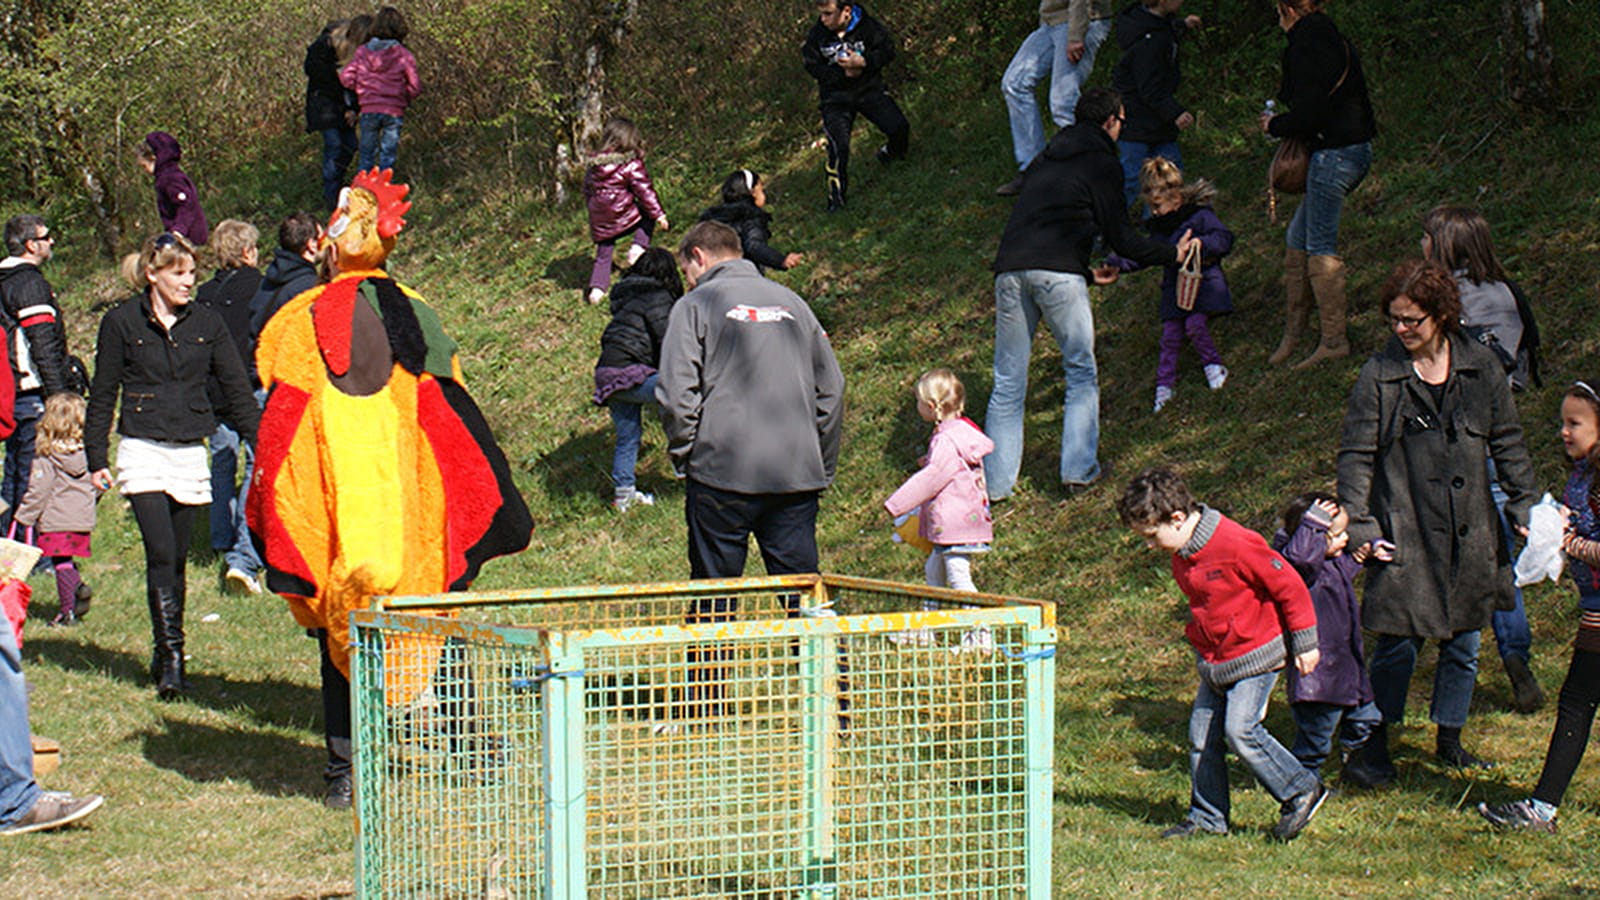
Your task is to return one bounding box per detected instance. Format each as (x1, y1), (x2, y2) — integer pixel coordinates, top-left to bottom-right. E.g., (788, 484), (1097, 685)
(1273, 492), (1393, 787)
(1107, 157), (1232, 413)
(583, 117), (669, 305)
(340, 6), (421, 173)
(136, 131), (209, 245)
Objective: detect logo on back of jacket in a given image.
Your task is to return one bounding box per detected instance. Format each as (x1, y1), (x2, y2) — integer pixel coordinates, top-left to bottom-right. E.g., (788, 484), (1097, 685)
(726, 305), (795, 324)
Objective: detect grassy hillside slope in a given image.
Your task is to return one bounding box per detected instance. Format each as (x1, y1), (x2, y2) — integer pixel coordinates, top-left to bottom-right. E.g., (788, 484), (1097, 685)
(5, 0), (1600, 894)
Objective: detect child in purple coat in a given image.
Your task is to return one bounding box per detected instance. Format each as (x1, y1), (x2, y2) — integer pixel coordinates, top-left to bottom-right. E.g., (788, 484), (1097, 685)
(1273, 492), (1393, 787)
(583, 117), (669, 305)
(1107, 157), (1232, 412)
(136, 131), (209, 246)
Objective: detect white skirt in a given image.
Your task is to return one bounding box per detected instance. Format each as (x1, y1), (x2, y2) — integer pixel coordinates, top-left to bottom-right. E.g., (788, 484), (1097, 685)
(115, 437), (211, 505)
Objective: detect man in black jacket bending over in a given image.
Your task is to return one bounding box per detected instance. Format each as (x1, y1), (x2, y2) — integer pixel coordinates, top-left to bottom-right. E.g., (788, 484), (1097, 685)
(802, 0), (910, 212)
(984, 87), (1195, 501)
(0, 215), (73, 531)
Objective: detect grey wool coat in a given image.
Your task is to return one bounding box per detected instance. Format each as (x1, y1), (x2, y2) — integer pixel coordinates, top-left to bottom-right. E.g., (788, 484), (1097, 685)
(1336, 333), (1535, 639)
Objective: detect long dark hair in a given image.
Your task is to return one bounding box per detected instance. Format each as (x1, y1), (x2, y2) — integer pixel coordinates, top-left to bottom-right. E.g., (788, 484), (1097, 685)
(628, 247), (683, 300)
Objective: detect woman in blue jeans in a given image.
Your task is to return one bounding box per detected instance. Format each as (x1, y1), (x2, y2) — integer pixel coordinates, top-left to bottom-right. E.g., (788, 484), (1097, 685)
(592, 248), (682, 511)
(1261, 0), (1376, 370)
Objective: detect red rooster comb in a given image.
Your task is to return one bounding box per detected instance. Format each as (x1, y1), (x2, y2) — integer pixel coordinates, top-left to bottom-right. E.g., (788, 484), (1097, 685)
(350, 168), (411, 239)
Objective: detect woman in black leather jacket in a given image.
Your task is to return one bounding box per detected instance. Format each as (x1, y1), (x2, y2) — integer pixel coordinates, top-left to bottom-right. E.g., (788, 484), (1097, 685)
(86, 232), (259, 699)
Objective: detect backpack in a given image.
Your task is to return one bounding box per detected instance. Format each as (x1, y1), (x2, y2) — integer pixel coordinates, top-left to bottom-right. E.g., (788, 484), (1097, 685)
(1462, 279), (1541, 392)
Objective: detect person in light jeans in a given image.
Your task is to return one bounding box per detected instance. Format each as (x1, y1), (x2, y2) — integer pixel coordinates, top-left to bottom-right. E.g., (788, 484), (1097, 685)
(997, 0), (1114, 195)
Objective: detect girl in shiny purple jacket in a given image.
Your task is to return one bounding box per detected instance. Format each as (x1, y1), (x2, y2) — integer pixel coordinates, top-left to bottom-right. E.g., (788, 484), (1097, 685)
(583, 117), (670, 305)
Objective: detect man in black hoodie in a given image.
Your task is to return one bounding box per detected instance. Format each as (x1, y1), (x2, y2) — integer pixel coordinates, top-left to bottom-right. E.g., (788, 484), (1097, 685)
(984, 87), (1194, 501)
(248, 212), (325, 360)
(1110, 0), (1201, 208)
(0, 215), (73, 530)
(802, 1), (910, 211)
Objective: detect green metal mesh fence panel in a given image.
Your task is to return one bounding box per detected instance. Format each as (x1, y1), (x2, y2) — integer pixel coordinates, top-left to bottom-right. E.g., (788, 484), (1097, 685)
(353, 574), (1056, 898)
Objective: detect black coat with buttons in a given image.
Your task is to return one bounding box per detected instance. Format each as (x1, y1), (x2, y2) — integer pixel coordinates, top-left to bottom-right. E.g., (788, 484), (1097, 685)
(86, 291), (259, 472)
(1336, 333), (1535, 639)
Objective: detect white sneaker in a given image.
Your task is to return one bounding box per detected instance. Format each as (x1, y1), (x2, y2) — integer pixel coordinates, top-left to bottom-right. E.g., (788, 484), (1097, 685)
(625, 244), (647, 266)
(613, 489), (655, 512)
(1204, 364), (1229, 390)
(586, 287), (605, 305)
(1153, 385), (1174, 413)
(225, 566), (263, 595)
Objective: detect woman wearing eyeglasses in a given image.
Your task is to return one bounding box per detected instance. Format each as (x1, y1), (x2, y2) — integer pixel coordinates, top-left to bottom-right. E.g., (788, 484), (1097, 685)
(85, 232), (259, 699)
(1335, 259), (1535, 785)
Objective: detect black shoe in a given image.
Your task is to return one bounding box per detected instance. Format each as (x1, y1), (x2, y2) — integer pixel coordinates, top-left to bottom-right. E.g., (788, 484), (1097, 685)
(1272, 782), (1330, 842)
(1504, 656), (1545, 714)
(1437, 744), (1496, 770)
(324, 772), (354, 809)
(1340, 751), (1395, 790)
(1160, 819), (1225, 839)
(876, 144), (894, 164)
(995, 175), (1026, 196)
(1477, 799), (1556, 833)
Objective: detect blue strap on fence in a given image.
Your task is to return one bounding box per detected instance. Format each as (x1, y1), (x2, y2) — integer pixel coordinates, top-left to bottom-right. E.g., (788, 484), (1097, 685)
(510, 667), (586, 691)
(1000, 645), (1056, 662)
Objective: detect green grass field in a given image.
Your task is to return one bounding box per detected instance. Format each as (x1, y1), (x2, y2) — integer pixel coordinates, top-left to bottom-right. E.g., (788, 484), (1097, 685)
(4, 0), (1600, 895)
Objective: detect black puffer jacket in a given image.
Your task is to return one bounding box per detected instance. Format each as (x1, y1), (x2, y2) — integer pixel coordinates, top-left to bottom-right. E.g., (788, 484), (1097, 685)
(86, 292), (258, 472)
(304, 25), (353, 132)
(1267, 12), (1376, 151)
(801, 3), (898, 105)
(699, 201), (790, 272)
(1110, 2), (1190, 144)
(596, 274), (676, 370)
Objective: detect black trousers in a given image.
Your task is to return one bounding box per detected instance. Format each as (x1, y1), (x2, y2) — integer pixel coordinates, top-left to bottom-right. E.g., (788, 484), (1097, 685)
(821, 91), (909, 207)
(128, 491), (195, 593)
(685, 480), (820, 580)
(1532, 645), (1600, 807)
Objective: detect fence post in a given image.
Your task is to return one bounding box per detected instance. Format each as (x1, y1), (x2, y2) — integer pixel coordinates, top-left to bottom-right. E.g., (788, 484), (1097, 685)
(1023, 617), (1058, 900)
(800, 612), (840, 899)
(542, 631), (588, 898)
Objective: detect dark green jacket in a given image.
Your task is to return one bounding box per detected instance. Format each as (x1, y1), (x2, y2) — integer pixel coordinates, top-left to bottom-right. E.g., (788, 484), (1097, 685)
(1337, 333), (1535, 638)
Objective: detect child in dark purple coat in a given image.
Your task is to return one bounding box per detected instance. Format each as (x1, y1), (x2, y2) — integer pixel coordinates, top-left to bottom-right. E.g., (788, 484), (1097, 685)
(136, 131), (209, 245)
(1273, 492), (1393, 787)
(583, 117), (669, 306)
(1108, 157), (1232, 412)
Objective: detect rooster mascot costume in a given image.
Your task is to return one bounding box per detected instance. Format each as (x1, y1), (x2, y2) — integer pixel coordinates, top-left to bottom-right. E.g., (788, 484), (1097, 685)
(249, 169), (532, 806)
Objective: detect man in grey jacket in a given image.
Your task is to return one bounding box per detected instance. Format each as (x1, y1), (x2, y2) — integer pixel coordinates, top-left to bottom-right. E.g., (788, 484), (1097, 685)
(656, 221), (845, 579)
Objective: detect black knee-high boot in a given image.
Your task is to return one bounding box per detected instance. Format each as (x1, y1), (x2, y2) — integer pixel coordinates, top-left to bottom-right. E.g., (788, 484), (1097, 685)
(150, 586), (187, 699)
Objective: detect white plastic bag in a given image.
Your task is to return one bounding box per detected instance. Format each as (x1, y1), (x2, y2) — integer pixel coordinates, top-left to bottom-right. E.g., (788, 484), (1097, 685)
(1515, 493), (1566, 587)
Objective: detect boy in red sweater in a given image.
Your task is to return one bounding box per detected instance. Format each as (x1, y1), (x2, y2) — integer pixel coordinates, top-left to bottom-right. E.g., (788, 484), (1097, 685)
(1118, 467), (1328, 842)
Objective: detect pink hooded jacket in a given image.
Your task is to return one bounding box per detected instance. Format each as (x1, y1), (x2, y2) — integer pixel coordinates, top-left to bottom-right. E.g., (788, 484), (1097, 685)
(584, 152), (666, 242)
(884, 417), (995, 546)
(339, 39), (420, 117)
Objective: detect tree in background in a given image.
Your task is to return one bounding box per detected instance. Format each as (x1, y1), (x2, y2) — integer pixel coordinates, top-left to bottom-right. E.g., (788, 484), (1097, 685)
(1502, 0), (1555, 110)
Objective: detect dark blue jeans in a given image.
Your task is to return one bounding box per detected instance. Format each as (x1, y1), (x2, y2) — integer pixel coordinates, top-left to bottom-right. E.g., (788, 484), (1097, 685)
(606, 374), (659, 493)
(1370, 631), (1481, 729)
(0, 393), (43, 532)
(1290, 700), (1382, 773)
(684, 480), (819, 579)
(358, 113), (403, 172)
(320, 126), (357, 209)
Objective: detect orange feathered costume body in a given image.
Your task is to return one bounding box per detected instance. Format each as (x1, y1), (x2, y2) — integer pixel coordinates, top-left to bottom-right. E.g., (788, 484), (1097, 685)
(247, 172), (531, 678)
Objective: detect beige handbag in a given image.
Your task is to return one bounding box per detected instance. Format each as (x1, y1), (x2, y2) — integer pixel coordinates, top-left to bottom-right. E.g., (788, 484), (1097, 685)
(1175, 241), (1203, 312)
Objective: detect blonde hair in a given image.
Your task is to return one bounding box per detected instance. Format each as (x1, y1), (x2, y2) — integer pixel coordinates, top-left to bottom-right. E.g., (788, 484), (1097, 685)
(915, 368), (965, 421)
(120, 231), (198, 288)
(208, 219), (259, 270)
(1138, 156), (1218, 208)
(35, 392), (86, 457)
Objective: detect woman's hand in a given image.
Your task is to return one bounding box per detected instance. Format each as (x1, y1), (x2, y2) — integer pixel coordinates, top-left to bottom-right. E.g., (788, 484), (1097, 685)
(1260, 113), (1275, 134)
(91, 468), (114, 492)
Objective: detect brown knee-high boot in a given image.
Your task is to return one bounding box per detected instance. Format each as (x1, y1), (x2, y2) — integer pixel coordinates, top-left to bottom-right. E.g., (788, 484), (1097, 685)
(1294, 254), (1350, 370)
(1268, 249), (1311, 366)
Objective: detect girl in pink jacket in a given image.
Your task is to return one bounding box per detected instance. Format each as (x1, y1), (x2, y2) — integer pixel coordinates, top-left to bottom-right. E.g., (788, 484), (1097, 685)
(339, 6), (420, 173)
(884, 369), (995, 592)
(583, 117), (669, 305)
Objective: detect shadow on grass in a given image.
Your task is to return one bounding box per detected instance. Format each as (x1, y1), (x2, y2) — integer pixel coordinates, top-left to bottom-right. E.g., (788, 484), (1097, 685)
(532, 424), (681, 512)
(26, 634), (323, 733)
(140, 716), (324, 800)
(542, 251), (596, 292)
(1055, 785), (1186, 830)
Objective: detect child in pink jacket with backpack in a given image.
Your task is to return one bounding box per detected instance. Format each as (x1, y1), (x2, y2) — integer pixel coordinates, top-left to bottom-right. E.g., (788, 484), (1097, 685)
(340, 6), (420, 173)
(884, 369), (994, 593)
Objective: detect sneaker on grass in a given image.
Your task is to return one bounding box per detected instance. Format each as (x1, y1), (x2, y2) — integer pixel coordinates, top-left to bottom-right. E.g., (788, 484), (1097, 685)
(1477, 798), (1556, 833)
(1, 792), (104, 836)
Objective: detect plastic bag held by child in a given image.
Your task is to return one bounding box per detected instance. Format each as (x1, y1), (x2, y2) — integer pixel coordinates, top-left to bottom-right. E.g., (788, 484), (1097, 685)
(1515, 493), (1566, 587)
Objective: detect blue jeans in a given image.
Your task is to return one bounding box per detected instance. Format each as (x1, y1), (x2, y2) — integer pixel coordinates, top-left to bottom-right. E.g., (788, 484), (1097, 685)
(223, 390), (267, 575)
(0, 618), (41, 827)
(984, 270), (1100, 499)
(0, 394), (43, 532)
(210, 421), (242, 551)
(1370, 630), (1481, 729)
(1488, 466), (1532, 662)
(1284, 142), (1372, 256)
(1290, 700), (1382, 773)
(358, 113), (403, 172)
(606, 374), (659, 493)
(1118, 140), (1182, 210)
(1001, 18), (1112, 168)
(320, 126), (358, 209)
(1185, 670), (1319, 833)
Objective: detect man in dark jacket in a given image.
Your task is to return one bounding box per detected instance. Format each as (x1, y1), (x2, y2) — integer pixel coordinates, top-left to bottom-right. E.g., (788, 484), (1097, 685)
(248, 212), (325, 366)
(802, 1), (910, 211)
(985, 87), (1194, 500)
(0, 215), (73, 531)
(306, 21), (359, 210)
(1109, 0), (1201, 207)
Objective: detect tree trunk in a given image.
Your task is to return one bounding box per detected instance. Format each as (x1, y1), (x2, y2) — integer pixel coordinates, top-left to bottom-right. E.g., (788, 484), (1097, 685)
(1502, 0), (1556, 110)
(555, 0), (640, 198)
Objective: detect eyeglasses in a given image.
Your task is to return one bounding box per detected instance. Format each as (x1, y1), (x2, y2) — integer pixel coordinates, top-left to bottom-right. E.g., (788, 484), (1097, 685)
(28, 232), (52, 244)
(1387, 313), (1430, 330)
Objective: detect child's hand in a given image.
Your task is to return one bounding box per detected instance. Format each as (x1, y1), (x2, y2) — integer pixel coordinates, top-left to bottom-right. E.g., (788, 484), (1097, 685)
(91, 468), (114, 493)
(1294, 648), (1320, 676)
(1353, 539), (1395, 564)
(655, 216), (670, 232)
(1310, 498), (1339, 521)
(782, 252), (804, 269)
(1091, 264), (1119, 285)
(1175, 111), (1195, 131)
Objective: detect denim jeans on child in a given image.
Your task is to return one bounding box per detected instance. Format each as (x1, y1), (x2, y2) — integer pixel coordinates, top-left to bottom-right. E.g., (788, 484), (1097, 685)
(1489, 466), (1532, 663)
(1369, 630), (1481, 729)
(0, 621), (41, 828)
(984, 270), (1101, 499)
(358, 113), (403, 172)
(1001, 18), (1113, 168)
(1184, 669), (1319, 833)
(1284, 142), (1372, 256)
(606, 374), (659, 493)
(320, 126), (358, 209)
(1290, 700), (1382, 772)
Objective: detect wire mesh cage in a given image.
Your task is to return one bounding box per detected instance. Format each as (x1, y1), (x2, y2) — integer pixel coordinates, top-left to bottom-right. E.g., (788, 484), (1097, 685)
(351, 573), (1057, 898)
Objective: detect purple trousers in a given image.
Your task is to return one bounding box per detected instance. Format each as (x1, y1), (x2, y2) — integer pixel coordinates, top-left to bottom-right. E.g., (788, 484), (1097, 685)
(588, 219), (656, 292)
(1156, 314), (1223, 388)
